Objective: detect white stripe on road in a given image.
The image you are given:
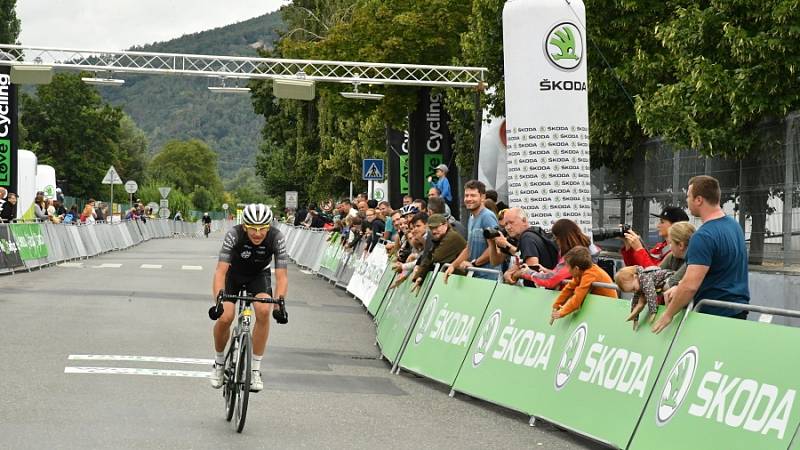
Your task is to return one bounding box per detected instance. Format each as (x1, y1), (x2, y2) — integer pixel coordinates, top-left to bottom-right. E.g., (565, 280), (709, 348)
(93, 263), (122, 268)
(58, 262), (84, 268)
(68, 355), (213, 365)
(140, 264), (162, 269)
(181, 265), (203, 271)
(65, 366), (210, 378)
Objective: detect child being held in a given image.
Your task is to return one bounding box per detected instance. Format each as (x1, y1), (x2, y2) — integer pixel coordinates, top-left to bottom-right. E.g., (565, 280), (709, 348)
(614, 265), (673, 330)
(551, 247), (619, 324)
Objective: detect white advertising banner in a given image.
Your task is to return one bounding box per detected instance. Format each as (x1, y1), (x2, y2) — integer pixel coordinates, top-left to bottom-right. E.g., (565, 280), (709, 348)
(503, 0), (592, 234)
(346, 244), (389, 307)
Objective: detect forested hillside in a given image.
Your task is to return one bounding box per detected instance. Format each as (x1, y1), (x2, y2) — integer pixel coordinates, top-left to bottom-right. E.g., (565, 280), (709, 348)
(97, 11), (283, 177)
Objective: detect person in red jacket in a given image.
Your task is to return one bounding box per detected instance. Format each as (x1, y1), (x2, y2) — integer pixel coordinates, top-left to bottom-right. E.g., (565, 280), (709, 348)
(621, 206), (689, 268)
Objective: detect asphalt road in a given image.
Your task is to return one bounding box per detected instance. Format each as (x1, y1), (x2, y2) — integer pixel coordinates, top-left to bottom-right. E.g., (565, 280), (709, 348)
(0, 232), (603, 449)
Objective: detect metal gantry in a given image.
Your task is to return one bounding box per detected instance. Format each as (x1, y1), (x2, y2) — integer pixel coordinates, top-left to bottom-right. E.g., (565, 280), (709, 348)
(0, 44), (486, 88)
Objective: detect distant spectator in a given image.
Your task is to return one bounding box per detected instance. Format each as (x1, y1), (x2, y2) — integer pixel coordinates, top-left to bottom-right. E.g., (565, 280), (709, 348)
(357, 201), (368, 213)
(34, 192), (48, 221)
(402, 195), (413, 207)
(551, 247), (618, 323)
(81, 200), (96, 224)
(55, 187), (64, 203)
(412, 198), (427, 212)
(64, 205), (79, 224)
(364, 208), (385, 253)
(95, 202), (107, 222)
(54, 200), (67, 218)
(654, 176), (750, 333)
(0, 187), (6, 210)
(427, 164), (452, 204)
(378, 201), (395, 240)
(294, 205), (308, 226)
(428, 187), (453, 217)
(660, 222), (697, 287)
(367, 199), (378, 209)
(174, 211), (183, 221)
(621, 206), (689, 268)
(0, 192), (17, 222)
(444, 180), (501, 281)
(483, 199), (498, 217)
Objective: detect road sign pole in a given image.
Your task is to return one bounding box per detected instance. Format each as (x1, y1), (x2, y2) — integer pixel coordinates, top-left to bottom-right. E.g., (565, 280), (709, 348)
(110, 183), (113, 223)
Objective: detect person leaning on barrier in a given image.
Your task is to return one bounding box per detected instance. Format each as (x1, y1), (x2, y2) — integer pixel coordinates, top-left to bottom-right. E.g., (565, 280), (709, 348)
(409, 214), (467, 291)
(378, 201), (396, 240)
(550, 247), (619, 323)
(621, 206), (689, 268)
(444, 180), (502, 282)
(653, 176), (750, 333)
(363, 208), (385, 254)
(390, 229), (427, 288)
(34, 192), (48, 221)
(0, 192), (17, 222)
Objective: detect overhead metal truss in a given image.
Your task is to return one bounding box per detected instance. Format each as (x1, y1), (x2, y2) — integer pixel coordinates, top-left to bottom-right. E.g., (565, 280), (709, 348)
(0, 44), (486, 88)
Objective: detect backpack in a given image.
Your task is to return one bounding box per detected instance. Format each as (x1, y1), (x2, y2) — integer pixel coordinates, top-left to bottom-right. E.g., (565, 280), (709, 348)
(521, 226), (560, 270)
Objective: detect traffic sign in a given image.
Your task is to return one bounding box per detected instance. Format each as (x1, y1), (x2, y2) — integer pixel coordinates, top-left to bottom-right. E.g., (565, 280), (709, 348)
(158, 187), (171, 198)
(102, 166), (123, 185)
(124, 180), (138, 194)
(160, 199), (169, 208)
(362, 159), (384, 181)
(222, 203), (229, 210)
(285, 191), (298, 209)
(159, 208), (171, 219)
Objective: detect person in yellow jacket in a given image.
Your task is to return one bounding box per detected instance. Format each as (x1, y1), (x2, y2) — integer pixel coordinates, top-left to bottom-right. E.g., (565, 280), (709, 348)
(551, 246), (618, 322)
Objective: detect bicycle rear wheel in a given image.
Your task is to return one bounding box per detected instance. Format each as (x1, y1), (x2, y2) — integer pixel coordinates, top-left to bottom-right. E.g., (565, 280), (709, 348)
(234, 334), (252, 433)
(223, 340), (238, 421)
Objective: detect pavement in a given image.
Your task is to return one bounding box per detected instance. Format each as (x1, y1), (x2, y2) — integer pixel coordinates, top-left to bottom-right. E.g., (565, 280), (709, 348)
(0, 232), (604, 449)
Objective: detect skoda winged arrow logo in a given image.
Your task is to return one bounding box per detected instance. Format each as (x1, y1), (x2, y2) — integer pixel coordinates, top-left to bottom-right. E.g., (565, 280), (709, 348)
(657, 346), (699, 426)
(544, 22), (583, 71)
(414, 295), (440, 345)
(471, 310), (502, 367)
(554, 322), (588, 390)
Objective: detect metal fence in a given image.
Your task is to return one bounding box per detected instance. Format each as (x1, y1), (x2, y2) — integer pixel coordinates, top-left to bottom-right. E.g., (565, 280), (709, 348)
(591, 113), (800, 266)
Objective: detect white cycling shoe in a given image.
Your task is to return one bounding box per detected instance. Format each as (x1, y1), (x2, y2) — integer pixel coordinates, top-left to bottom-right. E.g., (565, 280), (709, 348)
(210, 363), (224, 389)
(250, 371), (263, 392)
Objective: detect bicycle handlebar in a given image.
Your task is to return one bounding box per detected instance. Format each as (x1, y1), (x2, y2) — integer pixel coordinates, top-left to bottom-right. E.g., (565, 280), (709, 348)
(209, 291), (288, 324)
(218, 293), (285, 305)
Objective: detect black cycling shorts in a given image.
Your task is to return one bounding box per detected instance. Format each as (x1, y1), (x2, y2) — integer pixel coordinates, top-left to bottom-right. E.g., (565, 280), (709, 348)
(224, 271), (273, 301)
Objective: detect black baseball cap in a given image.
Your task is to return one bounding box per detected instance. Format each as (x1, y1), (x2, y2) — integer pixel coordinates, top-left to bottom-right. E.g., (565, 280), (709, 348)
(651, 206), (689, 223)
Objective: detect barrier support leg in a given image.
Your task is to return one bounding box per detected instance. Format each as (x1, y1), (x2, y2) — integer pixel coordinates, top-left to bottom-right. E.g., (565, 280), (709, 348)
(448, 389), (455, 398)
(529, 416), (537, 427)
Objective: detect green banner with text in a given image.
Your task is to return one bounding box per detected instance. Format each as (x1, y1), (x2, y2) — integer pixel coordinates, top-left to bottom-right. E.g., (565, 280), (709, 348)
(629, 312), (800, 450)
(9, 223), (48, 261)
(375, 274), (431, 364)
(399, 274), (497, 386)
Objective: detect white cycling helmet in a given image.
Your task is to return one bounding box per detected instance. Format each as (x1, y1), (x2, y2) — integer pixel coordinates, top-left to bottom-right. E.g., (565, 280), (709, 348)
(242, 203), (273, 225)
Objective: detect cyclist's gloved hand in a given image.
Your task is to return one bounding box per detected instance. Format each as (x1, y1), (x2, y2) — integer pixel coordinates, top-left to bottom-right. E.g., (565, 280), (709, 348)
(208, 303), (223, 320)
(273, 300), (288, 324)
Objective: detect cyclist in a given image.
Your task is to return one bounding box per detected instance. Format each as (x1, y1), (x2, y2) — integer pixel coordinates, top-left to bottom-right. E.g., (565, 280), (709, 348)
(202, 212), (212, 237)
(210, 204), (288, 392)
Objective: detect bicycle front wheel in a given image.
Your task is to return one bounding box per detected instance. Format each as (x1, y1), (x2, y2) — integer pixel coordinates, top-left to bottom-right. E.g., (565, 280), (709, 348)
(223, 340), (238, 422)
(234, 334), (252, 433)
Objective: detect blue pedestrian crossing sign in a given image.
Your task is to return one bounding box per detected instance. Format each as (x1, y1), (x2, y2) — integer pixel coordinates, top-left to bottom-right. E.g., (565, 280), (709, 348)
(362, 159), (385, 181)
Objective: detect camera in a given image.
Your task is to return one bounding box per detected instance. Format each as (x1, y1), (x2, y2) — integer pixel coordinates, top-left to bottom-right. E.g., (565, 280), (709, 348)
(591, 224), (632, 242)
(483, 226), (508, 239)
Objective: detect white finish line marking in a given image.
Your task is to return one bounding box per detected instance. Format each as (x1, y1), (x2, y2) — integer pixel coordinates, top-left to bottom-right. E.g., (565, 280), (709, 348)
(181, 265), (203, 271)
(68, 355), (213, 365)
(140, 264), (162, 269)
(65, 367), (210, 378)
(94, 263), (122, 268)
(58, 262), (84, 268)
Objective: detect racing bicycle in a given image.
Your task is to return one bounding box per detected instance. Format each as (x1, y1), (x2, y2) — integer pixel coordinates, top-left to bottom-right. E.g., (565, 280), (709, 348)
(209, 290), (288, 433)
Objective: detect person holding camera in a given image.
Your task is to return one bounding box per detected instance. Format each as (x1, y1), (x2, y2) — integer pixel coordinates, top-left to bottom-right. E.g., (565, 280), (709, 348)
(620, 206), (689, 268)
(444, 180), (501, 281)
(488, 208), (559, 287)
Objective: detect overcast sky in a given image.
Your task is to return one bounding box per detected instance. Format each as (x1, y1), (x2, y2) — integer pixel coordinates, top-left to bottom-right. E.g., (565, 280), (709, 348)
(16, 1), (288, 51)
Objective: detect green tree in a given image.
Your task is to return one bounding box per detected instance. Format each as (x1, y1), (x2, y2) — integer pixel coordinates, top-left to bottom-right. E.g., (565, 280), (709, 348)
(0, 0), (20, 44)
(20, 73), (123, 198)
(147, 139), (224, 198)
(191, 186), (215, 212)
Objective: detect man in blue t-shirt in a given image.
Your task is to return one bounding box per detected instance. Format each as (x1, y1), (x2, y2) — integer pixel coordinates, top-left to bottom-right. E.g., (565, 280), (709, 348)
(653, 175), (750, 334)
(444, 180), (501, 281)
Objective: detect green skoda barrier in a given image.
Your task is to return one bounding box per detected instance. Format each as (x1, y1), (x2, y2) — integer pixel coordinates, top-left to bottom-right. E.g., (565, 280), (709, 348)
(398, 273), (497, 386)
(9, 223), (49, 260)
(367, 263), (396, 318)
(451, 284), (562, 413)
(532, 296), (680, 449)
(375, 272), (433, 364)
(320, 236), (342, 271)
(629, 311), (800, 450)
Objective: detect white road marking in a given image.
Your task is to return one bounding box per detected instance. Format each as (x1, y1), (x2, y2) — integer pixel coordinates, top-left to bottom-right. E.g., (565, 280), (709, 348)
(140, 264), (162, 269)
(65, 367), (210, 378)
(58, 262), (84, 268)
(68, 355), (213, 365)
(181, 265), (203, 271)
(300, 269), (314, 275)
(93, 263), (122, 268)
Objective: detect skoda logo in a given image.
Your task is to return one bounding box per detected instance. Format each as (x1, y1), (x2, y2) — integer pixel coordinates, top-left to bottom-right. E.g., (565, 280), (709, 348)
(554, 322), (588, 390)
(471, 310), (502, 367)
(544, 22), (583, 71)
(240, 250), (252, 259)
(657, 346), (699, 426)
(414, 295), (440, 345)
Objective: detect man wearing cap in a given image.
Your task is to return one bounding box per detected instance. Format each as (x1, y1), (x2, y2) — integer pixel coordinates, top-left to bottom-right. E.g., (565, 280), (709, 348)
(621, 206), (690, 268)
(410, 214), (467, 290)
(427, 164), (452, 204)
